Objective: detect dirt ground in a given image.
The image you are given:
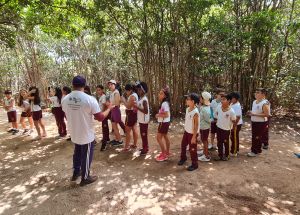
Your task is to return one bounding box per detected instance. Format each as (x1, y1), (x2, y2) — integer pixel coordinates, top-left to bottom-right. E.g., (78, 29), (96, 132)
(0, 107), (299, 215)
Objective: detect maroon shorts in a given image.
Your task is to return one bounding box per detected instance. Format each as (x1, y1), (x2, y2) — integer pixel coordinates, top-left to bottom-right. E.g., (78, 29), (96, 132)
(7, 111), (17, 123)
(210, 121), (217, 134)
(32, 110), (43, 121)
(200, 129), (210, 142)
(125, 109), (137, 127)
(111, 106), (122, 123)
(158, 122), (170, 134)
(21, 111), (32, 118)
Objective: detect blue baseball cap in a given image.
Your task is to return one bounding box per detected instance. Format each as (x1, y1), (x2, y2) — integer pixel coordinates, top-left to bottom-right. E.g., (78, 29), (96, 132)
(72, 75), (86, 87)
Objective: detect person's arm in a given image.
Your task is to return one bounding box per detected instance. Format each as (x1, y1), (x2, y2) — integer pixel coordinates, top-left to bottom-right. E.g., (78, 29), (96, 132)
(155, 103), (169, 118)
(191, 113), (199, 144)
(136, 100), (148, 114)
(114, 92), (121, 106)
(94, 101), (112, 121)
(249, 104), (270, 118)
(6, 98), (15, 109)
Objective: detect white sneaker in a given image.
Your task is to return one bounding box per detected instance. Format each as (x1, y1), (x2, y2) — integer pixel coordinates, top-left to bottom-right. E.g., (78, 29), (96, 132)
(247, 152), (257, 157)
(208, 144), (213, 149)
(231, 153), (238, 157)
(197, 150), (204, 156)
(198, 155), (211, 162)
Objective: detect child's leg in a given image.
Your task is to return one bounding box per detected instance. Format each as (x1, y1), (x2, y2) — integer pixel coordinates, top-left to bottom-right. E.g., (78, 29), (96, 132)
(156, 133), (166, 153)
(20, 116), (27, 129)
(132, 124), (138, 146)
(125, 125), (131, 148)
(139, 123), (149, 152)
(34, 120), (41, 137)
(251, 122), (263, 154)
(230, 128), (237, 154)
(236, 124), (241, 152)
(102, 116), (110, 142)
(12, 122), (18, 129)
(261, 121), (269, 147)
(224, 130), (230, 158)
(28, 117), (34, 130)
(210, 122), (217, 147)
(112, 122), (121, 141)
(39, 119), (46, 136)
(188, 136), (198, 168)
(73, 144), (82, 175)
(164, 134), (171, 154)
(119, 121), (126, 134)
(217, 128), (224, 158)
(201, 130), (209, 157)
(180, 132), (189, 161)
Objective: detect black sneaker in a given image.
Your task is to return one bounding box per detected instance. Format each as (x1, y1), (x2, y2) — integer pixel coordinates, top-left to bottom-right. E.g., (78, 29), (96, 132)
(111, 140), (123, 146)
(71, 172), (81, 181)
(139, 149), (148, 156)
(22, 129), (29, 135)
(12, 129), (19, 135)
(100, 142), (107, 151)
(177, 160), (186, 166)
(187, 165), (198, 171)
(7, 128), (15, 133)
(80, 176), (98, 187)
(67, 137), (71, 141)
(262, 145), (269, 150)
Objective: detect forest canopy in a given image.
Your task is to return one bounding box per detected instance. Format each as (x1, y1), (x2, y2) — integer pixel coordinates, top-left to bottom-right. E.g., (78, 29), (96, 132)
(1, 0), (299, 114)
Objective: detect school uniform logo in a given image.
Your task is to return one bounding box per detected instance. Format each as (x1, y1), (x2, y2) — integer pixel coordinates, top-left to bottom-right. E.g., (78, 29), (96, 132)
(69, 97), (81, 104)
(226, 114), (229, 118)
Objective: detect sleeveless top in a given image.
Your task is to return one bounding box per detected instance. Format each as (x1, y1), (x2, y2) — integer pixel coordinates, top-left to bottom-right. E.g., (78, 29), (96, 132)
(251, 99), (269, 122)
(137, 96), (150, 123)
(127, 93), (139, 110)
(184, 107), (200, 134)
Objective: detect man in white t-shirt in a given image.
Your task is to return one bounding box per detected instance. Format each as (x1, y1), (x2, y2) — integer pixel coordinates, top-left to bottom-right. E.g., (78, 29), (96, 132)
(62, 76), (111, 186)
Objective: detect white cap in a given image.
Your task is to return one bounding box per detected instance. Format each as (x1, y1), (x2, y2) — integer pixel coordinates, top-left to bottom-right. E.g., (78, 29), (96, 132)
(108, 80), (117, 85)
(202, 91), (211, 105)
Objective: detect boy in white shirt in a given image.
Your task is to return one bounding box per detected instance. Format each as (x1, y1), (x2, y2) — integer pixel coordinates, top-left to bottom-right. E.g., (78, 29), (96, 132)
(3, 90), (19, 134)
(62, 76), (111, 186)
(214, 94), (236, 161)
(247, 88), (270, 157)
(230, 92), (243, 156)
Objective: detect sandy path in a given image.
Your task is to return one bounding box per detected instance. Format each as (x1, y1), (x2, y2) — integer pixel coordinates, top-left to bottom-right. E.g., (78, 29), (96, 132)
(0, 108), (299, 215)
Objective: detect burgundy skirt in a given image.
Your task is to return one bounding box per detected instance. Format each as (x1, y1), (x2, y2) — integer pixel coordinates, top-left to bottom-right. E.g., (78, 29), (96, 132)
(32, 110), (43, 121)
(7, 111), (17, 123)
(158, 122), (170, 134)
(125, 109), (137, 127)
(21, 111), (32, 118)
(111, 106), (122, 123)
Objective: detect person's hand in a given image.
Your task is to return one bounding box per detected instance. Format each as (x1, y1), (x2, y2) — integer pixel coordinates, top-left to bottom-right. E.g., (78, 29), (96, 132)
(155, 114), (159, 119)
(133, 101), (138, 108)
(247, 111), (253, 116)
(191, 136), (196, 145)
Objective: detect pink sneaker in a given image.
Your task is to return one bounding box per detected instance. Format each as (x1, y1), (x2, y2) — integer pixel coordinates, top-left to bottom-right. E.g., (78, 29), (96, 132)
(155, 153), (168, 162)
(165, 152), (173, 158)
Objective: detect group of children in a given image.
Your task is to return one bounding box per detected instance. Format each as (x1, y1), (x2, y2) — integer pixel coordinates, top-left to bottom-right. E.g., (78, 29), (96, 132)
(2, 81), (271, 171)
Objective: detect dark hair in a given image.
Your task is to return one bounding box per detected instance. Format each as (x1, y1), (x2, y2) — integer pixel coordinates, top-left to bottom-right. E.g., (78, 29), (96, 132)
(116, 82), (122, 95)
(54, 87), (63, 104)
(136, 81), (148, 94)
(160, 87), (171, 108)
(221, 94), (232, 101)
(256, 88), (267, 95)
(230, 92), (240, 100)
(96, 85), (104, 90)
(4, 90), (12, 95)
(62, 86), (71, 95)
(84, 86), (92, 95)
(187, 93), (200, 105)
(29, 86), (41, 105)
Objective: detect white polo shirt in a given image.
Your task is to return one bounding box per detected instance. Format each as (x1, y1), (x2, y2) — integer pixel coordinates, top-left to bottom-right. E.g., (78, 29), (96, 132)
(157, 101), (171, 123)
(215, 106), (236, 131)
(62, 91), (100, 145)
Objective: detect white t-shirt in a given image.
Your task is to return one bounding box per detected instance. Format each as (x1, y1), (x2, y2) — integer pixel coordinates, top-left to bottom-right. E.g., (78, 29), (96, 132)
(211, 99), (221, 118)
(22, 99), (30, 112)
(30, 102), (41, 112)
(49, 96), (61, 107)
(231, 102), (243, 125)
(184, 107), (200, 134)
(251, 99), (269, 122)
(98, 94), (106, 112)
(127, 93), (139, 110)
(4, 98), (15, 112)
(137, 96), (150, 124)
(109, 89), (120, 106)
(215, 106), (236, 131)
(157, 101), (170, 123)
(62, 91), (100, 145)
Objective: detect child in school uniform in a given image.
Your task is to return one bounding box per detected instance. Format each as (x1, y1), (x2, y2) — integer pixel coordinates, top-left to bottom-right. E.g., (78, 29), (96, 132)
(18, 89), (34, 135)
(178, 93), (200, 171)
(214, 94), (236, 161)
(155, 87), (171, 162)
(121, 84), (139, 151)
(96, 85), (110, 151)
(3, 90), (19, 134)
(247, 88), (270, 157)
(134, 81), (150, 155)
(108, 80), (124, 146)
(198, 91), (212, 162)
(28, 87), (47, 140)
(230, 92), (243, 156)
(210, 89), (225, 150)
(48, 87), (67, 138)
